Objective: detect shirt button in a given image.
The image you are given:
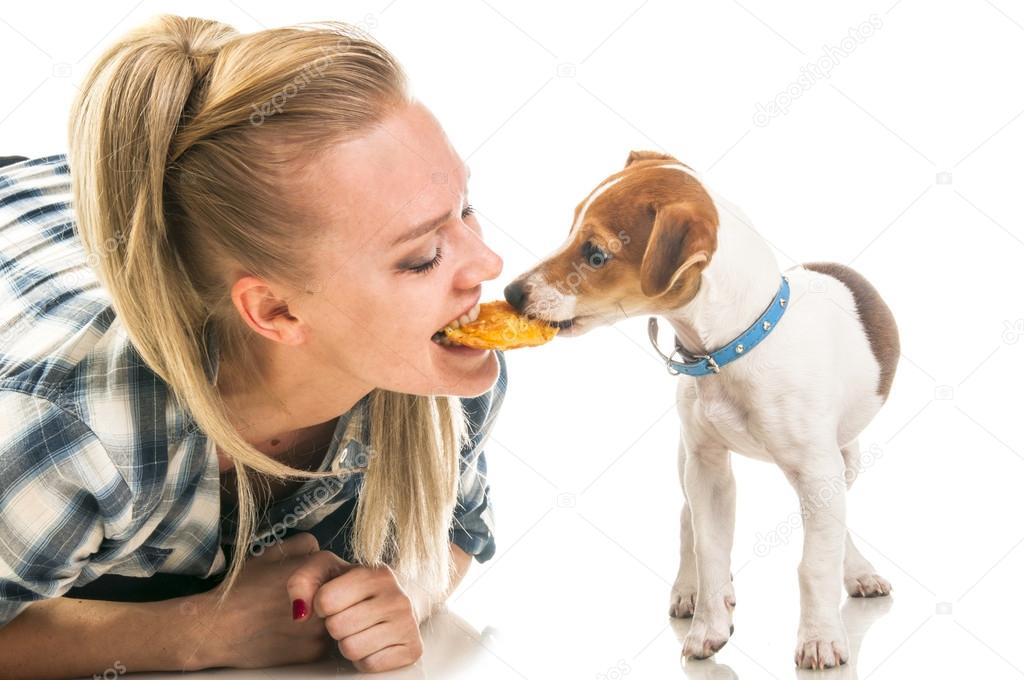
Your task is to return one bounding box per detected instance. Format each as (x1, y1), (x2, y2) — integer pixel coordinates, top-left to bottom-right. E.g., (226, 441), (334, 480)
(331, 446), (349, 471)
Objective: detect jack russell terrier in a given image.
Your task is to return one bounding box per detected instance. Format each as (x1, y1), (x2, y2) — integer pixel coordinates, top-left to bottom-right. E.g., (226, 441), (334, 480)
(503, 150), (899, 670)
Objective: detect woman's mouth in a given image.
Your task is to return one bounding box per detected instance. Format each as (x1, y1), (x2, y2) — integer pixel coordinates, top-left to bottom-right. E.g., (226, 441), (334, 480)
(431, 303), (482, 346)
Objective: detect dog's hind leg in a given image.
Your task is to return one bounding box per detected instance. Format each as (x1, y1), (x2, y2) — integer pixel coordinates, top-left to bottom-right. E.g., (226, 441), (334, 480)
(782, 447), (850, 670)
(840, 439), (892, 598)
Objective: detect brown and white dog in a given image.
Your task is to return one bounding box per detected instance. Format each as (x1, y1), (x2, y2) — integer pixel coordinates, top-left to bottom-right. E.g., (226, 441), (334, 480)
(504, 150), (899, 670)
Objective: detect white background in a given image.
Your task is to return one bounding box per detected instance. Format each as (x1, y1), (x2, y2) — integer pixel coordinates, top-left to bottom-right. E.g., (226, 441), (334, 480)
(2, 1), (1023, 678)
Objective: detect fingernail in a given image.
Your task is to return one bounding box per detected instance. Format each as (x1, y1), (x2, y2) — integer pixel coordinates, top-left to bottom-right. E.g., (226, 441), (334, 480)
(292, 598), (308, 620)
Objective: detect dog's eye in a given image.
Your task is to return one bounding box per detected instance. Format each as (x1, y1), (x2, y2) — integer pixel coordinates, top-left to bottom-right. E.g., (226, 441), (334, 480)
(583, 241), (611, 268)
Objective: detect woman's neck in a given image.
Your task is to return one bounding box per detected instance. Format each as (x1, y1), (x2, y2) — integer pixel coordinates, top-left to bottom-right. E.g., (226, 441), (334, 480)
(215, 415), (340, 473)
(212, 336), (369, 470)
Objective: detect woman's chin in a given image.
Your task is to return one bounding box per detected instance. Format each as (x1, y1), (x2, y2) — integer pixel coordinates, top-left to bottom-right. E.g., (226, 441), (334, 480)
(428, 339), (499, 396)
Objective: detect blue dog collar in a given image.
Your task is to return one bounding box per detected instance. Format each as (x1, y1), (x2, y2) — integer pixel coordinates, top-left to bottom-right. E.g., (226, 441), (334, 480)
(647, 274), (790, 377)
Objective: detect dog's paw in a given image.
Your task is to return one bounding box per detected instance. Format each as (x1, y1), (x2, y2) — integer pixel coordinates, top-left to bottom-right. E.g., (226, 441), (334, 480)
(794, 630), (849, 670)
(670, 573), (735, 618)
(680, 593), (736, 659)
(669, 584), (697, 618)
(681, 616), (734, 660)
(669, 565), (701, 618)
(845, 572), (892, 598)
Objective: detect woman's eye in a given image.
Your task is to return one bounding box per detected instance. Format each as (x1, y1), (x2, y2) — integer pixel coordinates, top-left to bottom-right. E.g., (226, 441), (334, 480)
(403, 205), (473, 275)
(408, 247), (443, 274)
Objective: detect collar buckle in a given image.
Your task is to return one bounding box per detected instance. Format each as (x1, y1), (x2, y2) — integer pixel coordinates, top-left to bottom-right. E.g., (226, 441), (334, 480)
(703, 354), (721, 374)
(647, 273), (790, 379)
(665, 346), (684, 376)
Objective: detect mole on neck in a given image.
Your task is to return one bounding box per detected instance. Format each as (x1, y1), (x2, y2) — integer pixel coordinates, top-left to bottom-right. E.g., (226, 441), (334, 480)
(216, 416), (340, 474)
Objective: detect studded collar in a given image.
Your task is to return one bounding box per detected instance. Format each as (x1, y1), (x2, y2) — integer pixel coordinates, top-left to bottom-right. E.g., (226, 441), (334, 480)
(647, 274), (790, 377)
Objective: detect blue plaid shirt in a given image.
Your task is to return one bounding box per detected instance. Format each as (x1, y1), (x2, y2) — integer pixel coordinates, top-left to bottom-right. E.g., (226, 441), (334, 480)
(0, 154), (505, 629)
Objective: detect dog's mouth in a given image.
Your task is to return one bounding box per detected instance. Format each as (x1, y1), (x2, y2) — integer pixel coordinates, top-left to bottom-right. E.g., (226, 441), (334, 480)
(524, 314), (580, 331)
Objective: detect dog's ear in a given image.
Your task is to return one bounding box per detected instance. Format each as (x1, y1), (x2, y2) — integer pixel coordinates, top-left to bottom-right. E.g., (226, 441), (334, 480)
(640, 202), (717, 298)
(625, 149), (677, 168)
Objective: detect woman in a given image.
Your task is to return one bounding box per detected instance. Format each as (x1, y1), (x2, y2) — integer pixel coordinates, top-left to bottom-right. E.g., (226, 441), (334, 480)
(0, 14), (507, 677)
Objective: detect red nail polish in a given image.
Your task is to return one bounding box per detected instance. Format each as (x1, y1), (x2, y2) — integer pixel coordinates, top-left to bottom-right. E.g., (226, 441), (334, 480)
(292, 598), (307, 620)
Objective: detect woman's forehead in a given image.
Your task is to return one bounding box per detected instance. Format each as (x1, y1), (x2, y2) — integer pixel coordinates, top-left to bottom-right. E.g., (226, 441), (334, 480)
(307, 107), (468, 245)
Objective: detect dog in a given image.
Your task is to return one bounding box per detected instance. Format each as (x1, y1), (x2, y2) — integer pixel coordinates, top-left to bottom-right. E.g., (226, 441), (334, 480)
(503, 150), (899, 670)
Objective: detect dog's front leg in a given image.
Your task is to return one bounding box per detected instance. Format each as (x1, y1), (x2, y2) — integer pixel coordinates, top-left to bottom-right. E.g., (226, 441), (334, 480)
(669, 436), (699, 618)
(782, 454), (851, 670)
(679, 435), (736, 660)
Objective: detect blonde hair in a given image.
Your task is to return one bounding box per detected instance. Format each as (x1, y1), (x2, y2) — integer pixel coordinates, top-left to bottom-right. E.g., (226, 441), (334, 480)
(67, 14), (468, 610)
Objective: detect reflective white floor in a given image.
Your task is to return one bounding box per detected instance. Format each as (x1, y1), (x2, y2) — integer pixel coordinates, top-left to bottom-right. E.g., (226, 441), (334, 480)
(40, 0), (1021, 677)
(117, 307), (1024, 679)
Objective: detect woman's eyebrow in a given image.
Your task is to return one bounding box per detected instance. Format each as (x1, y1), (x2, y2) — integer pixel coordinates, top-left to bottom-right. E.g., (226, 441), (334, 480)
(390, 209), (454, 247)
(389, 168), (471, 248)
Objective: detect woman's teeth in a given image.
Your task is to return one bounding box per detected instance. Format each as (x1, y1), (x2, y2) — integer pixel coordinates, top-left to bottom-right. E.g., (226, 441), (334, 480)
(431, 303), (481, 345)
(449, 303), (481, 329)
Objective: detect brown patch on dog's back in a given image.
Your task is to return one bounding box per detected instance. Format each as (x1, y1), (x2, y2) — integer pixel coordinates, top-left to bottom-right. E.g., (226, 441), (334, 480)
(625, 150), (693, 171)
(801, 262), (899, 400)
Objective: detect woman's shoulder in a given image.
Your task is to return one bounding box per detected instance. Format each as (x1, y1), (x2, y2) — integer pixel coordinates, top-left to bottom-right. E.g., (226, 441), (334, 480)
(0, 152), (115, 392)
(0, 312), (211, 534)
(0, 154), (204, 487)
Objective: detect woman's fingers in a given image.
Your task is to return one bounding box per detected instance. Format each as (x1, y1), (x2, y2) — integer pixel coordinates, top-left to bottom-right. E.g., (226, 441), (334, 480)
(352, 645), (420, 674)
(286, 550), (354, 619)
(352, 639), (423, 673)
(323, 597), (402, 640)
(336, 621), (410, 664)
(311, 565), (385, 618)
(257, 531), (320, 561)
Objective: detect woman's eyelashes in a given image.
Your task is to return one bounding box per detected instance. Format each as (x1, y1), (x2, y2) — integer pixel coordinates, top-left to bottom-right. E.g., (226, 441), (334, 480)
(404, 204), (475, 275)
(408, 247), (443, 274)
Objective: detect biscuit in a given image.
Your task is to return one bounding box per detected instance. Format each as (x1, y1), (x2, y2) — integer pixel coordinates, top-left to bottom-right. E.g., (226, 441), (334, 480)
(442, 301), (558, 350)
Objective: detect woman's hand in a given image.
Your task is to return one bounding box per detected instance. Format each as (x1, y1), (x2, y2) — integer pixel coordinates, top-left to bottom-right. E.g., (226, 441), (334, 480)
(287, 552), (424, 673)
(184, 532), (335, 671)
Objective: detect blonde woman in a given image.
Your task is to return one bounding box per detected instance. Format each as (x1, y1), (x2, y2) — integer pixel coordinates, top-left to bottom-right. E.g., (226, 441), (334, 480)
(0, 14), (507, 677)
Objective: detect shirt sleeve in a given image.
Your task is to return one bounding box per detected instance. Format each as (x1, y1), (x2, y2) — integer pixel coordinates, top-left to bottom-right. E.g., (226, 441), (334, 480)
(449, 350), (508, 564)
(0, 391), (126, 629)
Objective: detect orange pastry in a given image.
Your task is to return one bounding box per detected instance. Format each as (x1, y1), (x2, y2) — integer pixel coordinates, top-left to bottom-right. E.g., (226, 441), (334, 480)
(437, 301), (558, 350)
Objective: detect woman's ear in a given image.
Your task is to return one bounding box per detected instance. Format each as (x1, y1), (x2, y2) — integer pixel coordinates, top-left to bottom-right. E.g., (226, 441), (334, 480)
(639, 202), (717, 298)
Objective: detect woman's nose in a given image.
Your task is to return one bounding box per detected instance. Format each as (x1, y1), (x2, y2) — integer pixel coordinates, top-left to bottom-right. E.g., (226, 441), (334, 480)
(456, 238), (503, 289)
(481, 243), (503, 281)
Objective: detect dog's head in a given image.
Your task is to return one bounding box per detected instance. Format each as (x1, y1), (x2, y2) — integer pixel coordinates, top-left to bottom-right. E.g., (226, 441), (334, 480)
(504, 150), (719, 336)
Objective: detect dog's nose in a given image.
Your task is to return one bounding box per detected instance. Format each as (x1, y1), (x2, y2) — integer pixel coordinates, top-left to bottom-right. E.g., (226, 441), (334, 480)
(504, 280), (526, 311)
